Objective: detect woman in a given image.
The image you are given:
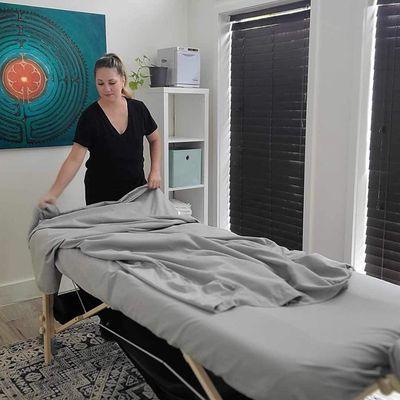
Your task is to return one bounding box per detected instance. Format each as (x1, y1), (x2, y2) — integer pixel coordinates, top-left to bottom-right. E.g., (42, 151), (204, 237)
(39, 53), (161, 208)
(37, 53), (169, 395)
(38, 53), (249, 400)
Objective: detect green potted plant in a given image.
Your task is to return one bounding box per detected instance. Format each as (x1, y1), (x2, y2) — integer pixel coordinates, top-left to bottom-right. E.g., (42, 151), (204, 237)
(128, 55), (151, 91)
(129, 55), (167, 90)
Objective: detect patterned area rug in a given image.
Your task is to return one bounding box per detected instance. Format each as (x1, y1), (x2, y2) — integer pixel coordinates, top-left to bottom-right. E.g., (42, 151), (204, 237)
(0, 318), (158, 399)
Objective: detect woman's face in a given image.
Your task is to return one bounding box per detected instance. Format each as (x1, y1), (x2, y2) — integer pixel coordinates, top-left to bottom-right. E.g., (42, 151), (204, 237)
(95, 67), (125, 102)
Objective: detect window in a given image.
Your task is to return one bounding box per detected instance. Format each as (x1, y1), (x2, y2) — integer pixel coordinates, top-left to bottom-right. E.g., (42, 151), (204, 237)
(229, 1), (310, 250)
(365, 0), (400, 285)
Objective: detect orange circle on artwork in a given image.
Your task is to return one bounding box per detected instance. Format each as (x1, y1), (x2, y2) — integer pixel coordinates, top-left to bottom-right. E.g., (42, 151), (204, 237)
(2, 57), (46, 101)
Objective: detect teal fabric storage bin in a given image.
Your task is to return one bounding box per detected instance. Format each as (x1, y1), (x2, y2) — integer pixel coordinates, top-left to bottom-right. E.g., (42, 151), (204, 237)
(169, 148), (202, 188)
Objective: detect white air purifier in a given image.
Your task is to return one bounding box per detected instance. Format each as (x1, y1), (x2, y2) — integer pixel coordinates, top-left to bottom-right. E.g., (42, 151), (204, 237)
(157, 47), (200, 88)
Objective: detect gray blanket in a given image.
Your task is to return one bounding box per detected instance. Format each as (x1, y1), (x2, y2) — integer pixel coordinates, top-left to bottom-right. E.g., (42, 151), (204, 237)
(28, 186), (352, 312)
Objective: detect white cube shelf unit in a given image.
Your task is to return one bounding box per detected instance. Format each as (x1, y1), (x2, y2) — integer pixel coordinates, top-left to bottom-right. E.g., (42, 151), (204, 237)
(138, 87), (209, 224)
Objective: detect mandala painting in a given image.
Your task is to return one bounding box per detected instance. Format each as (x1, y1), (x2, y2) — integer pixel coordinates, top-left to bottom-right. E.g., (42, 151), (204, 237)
(0, 3), (106, 148)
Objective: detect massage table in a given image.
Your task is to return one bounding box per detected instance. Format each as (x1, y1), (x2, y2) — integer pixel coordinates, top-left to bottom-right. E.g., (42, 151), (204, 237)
(29, 187), (400, 400)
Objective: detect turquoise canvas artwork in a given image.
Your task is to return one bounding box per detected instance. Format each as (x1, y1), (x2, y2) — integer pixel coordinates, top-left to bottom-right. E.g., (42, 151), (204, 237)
(0, 3), (106, 149)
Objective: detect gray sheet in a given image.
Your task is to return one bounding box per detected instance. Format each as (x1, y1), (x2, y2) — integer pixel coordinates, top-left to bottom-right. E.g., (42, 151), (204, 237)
(29, 186), (351, 312)
(56, 249), (400, 400)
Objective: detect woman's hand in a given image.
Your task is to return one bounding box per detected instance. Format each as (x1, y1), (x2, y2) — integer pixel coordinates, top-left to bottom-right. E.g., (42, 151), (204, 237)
(147, 170), (161, 189)
(38, 193), (57, 209)
(147, 130), (161, 190)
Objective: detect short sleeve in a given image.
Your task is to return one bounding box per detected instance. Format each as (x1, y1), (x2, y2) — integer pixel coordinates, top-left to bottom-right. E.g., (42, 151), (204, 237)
(141, 101), (158, 135)
(73, 111), (92, 148)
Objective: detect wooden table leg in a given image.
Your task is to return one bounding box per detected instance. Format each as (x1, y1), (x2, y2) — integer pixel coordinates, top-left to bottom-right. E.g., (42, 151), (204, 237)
(40, 294), (54, 365)
(183, 353), (224, 400)
(354, 374), (400, 399)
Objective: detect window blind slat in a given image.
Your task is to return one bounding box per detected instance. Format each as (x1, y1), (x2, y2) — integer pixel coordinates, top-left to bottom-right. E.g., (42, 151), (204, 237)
(232, 11), (310, 32)
(230, 1), (310, 22)
(378, 1), (400, 6)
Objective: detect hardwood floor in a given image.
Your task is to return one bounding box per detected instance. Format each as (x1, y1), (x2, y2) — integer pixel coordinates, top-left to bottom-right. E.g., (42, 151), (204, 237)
(0, 297), (43, 346)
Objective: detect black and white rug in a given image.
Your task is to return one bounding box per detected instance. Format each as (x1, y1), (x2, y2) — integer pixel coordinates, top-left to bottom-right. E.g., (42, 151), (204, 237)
(0, 318), (158, 399)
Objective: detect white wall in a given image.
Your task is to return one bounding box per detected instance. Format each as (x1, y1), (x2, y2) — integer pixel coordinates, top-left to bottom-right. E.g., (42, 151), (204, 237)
(0, 0), (189, 305)
(188, 0), (373, 265)
(1, 0), (376, 305)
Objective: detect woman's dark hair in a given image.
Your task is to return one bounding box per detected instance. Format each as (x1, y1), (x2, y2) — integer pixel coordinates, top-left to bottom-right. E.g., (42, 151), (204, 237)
(94, 53), (132, 98)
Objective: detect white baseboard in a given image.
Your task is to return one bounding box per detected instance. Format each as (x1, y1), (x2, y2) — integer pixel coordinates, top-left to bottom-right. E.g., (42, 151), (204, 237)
(0, 276), (75, 307)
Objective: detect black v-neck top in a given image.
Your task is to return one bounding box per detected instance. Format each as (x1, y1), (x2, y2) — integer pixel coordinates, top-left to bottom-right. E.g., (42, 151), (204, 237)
(73, 98), (157, 204)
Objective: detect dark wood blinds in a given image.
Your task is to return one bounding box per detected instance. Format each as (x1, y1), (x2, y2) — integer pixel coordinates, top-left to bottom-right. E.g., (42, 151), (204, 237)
(229, 1), (310, 250)
(365, 0), (400, 285)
